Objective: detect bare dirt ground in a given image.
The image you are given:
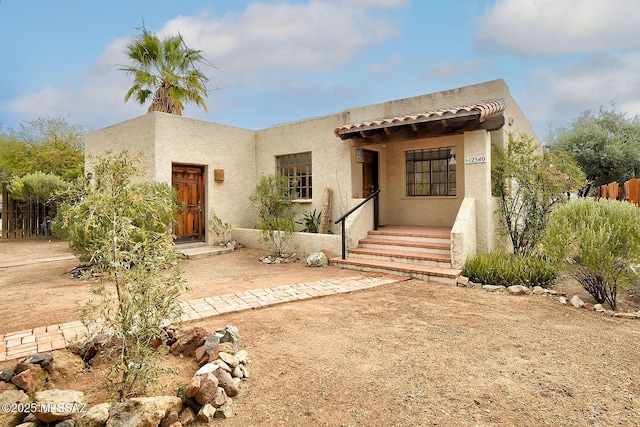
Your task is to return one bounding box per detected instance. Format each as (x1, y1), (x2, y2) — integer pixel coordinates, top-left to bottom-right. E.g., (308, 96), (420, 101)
(1, 238), (640, 426)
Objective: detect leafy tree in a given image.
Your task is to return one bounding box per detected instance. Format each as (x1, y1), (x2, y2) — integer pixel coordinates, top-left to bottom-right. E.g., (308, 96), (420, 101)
(492, 132), (586, 254)
(546, 106), (640, 191)
(121, 27), (210, 115)
(54, 151), (188, 400)
(0, 117), (86, 181)
(545, 198), (640, 310)
(250, 174), (299, 256)
(8, 172), (68, 201)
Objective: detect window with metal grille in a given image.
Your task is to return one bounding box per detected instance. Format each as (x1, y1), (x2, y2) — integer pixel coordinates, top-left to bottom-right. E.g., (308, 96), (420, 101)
(406, 147), (456, 196)
(276, 152), (312, 199)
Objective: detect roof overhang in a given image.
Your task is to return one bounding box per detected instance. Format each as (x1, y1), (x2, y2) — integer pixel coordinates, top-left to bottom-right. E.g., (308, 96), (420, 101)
(334, 99), (506, 145)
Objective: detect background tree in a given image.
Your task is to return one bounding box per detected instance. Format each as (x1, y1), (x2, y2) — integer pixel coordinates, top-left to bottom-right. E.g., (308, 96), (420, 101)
(0, 117), (86, 181)
(54, 151), (187, 400)
(121, 28), (211, 115)
(492, 132), (585, 254)
(546, 106), (640, 192)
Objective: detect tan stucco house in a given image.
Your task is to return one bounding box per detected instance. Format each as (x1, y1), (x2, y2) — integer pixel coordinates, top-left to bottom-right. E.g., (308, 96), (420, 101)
(86, 79), (537, 284)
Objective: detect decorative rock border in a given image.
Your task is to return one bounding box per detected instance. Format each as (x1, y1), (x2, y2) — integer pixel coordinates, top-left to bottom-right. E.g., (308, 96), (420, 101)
(456, 276), (640, 319)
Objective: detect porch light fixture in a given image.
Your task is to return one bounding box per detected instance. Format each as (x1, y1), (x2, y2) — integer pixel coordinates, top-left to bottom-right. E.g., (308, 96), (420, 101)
(448, 146), (457, 165)
(355, 148), (364, 163)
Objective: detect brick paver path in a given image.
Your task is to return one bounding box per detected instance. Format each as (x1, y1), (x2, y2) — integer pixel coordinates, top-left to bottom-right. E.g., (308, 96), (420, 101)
(0, 275), (408, 362)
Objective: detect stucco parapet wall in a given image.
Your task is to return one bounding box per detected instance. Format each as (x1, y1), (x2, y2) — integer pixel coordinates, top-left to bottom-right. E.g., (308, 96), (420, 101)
(231, 228), (341, 257)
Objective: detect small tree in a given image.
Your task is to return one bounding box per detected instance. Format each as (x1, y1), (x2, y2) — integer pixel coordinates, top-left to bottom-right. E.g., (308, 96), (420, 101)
(208, 209), (232, 244)
(492, 133), (585, 254)
(250, 174), (299, 256)
(545, 198), (640, 310)
(54, 151), (188, 400)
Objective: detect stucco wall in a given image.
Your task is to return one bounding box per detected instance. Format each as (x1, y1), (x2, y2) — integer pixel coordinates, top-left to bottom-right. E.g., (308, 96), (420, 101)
(255, 113), (353, 234)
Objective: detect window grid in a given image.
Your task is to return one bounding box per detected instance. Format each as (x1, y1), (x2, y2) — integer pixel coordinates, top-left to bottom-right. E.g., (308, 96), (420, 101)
(406, 147), (456, 196)
(277, 152), (312, 199)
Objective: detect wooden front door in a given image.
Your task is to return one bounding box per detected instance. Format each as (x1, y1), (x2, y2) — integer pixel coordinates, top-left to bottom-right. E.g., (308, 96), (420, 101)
(172, 164), (205, 241)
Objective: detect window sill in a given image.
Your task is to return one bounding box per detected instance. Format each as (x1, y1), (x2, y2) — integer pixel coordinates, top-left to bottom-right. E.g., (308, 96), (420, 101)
(292, 199), (313, 204)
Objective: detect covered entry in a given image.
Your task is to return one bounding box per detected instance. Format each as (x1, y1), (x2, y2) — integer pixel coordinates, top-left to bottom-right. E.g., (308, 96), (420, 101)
(172, 164), (205, 242)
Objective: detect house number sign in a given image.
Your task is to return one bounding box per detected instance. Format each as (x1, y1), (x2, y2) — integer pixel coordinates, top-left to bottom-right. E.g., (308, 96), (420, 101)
(464, 156), (487, 164)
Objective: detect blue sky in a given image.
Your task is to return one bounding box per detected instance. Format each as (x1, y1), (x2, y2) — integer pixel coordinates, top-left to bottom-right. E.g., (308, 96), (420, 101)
(1, 0), (640, 140)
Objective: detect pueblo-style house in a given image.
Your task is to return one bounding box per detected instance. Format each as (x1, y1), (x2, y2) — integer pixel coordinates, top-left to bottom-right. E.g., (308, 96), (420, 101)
(86, 79), (537, 284)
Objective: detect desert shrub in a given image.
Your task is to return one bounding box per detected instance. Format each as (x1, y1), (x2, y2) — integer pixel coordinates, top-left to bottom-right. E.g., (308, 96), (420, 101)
(208, 209), (232, 244)
(545, 198), (640, 310)
(492, 132), (585, 254)
(250, 174), (299, 256)
(8, 171), (69, 201)
(54, 151), (188, 400)
(463, 251), (557, 288)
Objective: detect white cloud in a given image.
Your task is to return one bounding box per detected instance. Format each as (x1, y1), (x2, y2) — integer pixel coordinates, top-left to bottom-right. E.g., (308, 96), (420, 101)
(523, 51), (640, 134)
(158, 1), (401, 82)
(477, 0), (640, 57)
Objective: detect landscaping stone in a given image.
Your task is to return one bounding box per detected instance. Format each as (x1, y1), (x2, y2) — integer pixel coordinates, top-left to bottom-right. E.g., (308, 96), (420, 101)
(212, 358), (232, 373)
(33, 389), (85, 422)
(16, 353), (53, 371)
(558, 296), (567, 305)
(583, 303), (595, 311)
(213, 367), (239, 397)
(0, 382), (17, 393)
(219, 351), (240, 368)
(160, 409), (179, 427)
(456, 275), (469, 286)
(482, 285), (506, 292)
(47, 350), (86, 381)
(532, 286), (545, 295)
(0, 370), (15, 383)
(194, 362), (219, 377)
(107, 396), (182, 427)
(185, 375), (201, 398)
(594, 304), (604, 311)
(0, 389), (29, 427)
(235, 350), (251, 364)
(170, 327), (208, 357)
(203, 334), (221, 353)
(195, 373), (220, 405)
(11, 364), (47, 394)
(216, 325), (241, 353)
(211, 387), (228, 408)
(197, 404), (216, 423)
(178, 407), (197, 426)
(306, 252), (328, 267)
(76, 403), (110, 427)
(570, 295), (584, 308)
(215, 404), (235, 419)
(208, 342), (236, 362)
(507, 285), (527, 295)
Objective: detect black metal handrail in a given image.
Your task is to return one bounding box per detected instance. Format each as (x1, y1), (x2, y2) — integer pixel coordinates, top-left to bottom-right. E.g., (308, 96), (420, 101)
(334, 189), (380, 260)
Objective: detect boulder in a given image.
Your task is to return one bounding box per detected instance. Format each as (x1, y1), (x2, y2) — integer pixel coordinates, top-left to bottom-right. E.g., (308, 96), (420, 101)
(235, 350), (251, 365)
(212, 359), (232, 373)
(208, 342), (236, 362)
(0, 389), (29, 427)
(203, 334), (221, 353)
(170, 327), (208, 358)
(47, 351), (86, 381)
(12, 364), (48, 394)
(218, 352), (239, 369)
(215, 404), (235, 419)
(456, 276), (469, 286)
(178, 406), (197, 426)
(0, 382), (17, 393)
(306, 252), (328, 267)
(0, 370), (15, 383)
(211, 387), (228, 408)
(216, 326), (241, 353)
(106, 396), (182, 427)
(160, 409), (179, 427)
(76, 402), (110, 427)
(194, 363), (219, 378)
(507, 285), (528, 296)
(195, 373), (219, 405)
(33, 389), (85, 423)
(213, 368), (239, 397)
(185, 375), (202, 398)
(197, 404), (216, 423)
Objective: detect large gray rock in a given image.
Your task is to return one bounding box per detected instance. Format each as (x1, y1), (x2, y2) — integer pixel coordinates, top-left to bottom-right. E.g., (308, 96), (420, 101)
(306, 252), (329, 267)
(16, 353), (54, 372)
(106, 396), (182, 427)
(216, 326), (240, 353)
(76, 402), (110, 427)
(33, 389), (85, 423)
(0, 389), (29, 427)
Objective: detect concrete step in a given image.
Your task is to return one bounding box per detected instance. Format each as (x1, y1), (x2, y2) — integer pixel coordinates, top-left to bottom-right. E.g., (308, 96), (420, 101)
(179, 245), (234, 260)
(330, 257), (461, 286)
(358, 238), (451, 255)
(367, 229), (451, 245)
(347, 247), (452, 268)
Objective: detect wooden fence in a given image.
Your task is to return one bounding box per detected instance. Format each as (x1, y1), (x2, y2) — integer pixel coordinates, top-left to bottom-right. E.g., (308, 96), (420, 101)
(1, 182), (55, 239)
(598, 178), (640, 206)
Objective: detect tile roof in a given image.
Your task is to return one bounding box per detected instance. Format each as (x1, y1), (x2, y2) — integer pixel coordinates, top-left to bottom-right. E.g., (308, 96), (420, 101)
(334, 99), (506, 138)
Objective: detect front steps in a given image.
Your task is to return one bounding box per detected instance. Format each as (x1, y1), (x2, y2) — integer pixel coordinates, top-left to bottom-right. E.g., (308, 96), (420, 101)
(330, 226), (462, 285)
(176, 242), (234, 259)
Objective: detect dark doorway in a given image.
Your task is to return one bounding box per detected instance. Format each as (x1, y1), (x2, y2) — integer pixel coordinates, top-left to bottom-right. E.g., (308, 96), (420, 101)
(362, 149), (379, 227)
(172, 164), (205, 242)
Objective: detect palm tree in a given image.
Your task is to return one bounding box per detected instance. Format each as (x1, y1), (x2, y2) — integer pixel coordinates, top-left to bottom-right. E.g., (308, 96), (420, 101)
(121, 28), (210, 115)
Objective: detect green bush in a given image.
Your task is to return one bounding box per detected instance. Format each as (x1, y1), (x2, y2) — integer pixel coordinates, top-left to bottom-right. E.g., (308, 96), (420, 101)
(8, 171), (69, 201)
(545, 198), (640, 309)
(296, 209), (321, 233)
(463, 252), (557, 288)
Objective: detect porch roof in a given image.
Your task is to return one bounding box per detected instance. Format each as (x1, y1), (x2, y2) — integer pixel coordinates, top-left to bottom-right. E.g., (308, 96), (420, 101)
(334, 99), (506, 142)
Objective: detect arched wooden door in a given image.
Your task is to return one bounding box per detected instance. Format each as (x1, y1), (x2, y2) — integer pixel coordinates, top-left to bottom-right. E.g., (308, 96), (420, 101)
(172, 164), (205, 242)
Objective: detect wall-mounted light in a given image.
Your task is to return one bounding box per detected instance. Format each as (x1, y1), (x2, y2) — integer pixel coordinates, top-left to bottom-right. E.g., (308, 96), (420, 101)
(355, 148), (364, 163)
(449, 146), (457, 165)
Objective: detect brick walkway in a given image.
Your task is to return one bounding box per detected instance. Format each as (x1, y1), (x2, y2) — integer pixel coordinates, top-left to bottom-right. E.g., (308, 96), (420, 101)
(0, 275), (408, 362)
